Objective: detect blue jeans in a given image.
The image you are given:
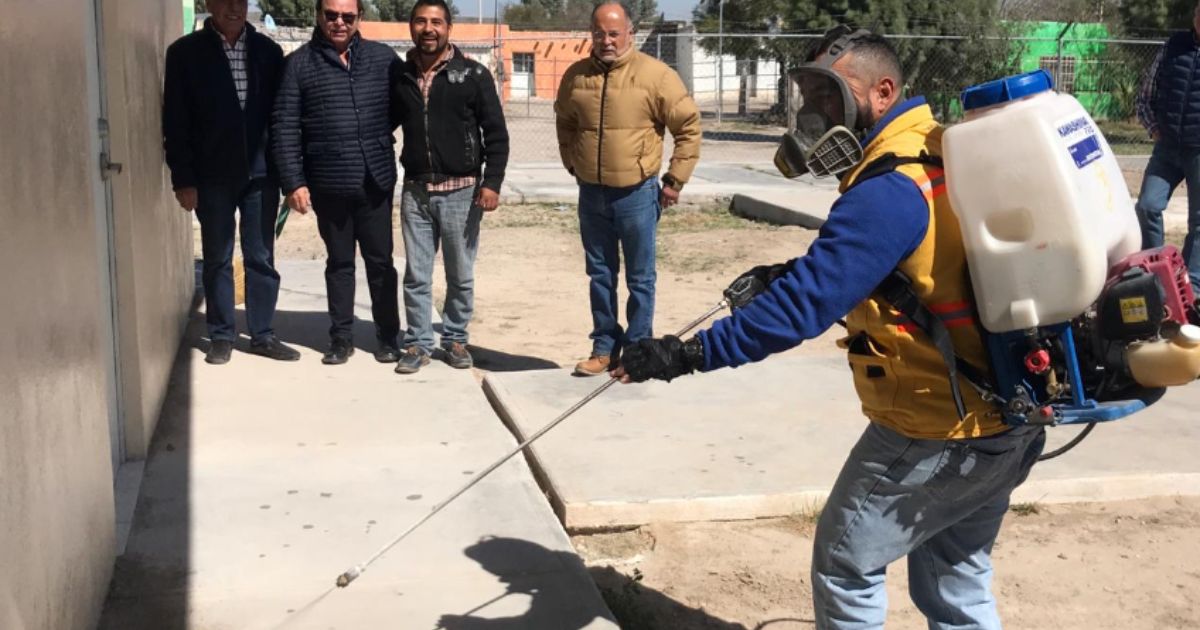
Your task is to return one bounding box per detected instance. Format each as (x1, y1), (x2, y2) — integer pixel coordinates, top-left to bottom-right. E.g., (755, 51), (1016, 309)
(401, 183), (482, 352)
(812, 422), (1045, 630)
(1135, 140), (1200, 293)
(578, 177), (661, 356)
(194, 178), (281, 342)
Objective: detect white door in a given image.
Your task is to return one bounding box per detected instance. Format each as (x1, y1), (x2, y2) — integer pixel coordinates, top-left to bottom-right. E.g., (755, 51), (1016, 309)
(511, 52), (534, 99)
(85, 0), (125, 476)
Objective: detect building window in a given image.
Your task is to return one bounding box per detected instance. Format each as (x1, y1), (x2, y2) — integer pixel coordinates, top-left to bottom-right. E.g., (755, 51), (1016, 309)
(1039, 55), (1077, 94)
(513, 52), (535, 75)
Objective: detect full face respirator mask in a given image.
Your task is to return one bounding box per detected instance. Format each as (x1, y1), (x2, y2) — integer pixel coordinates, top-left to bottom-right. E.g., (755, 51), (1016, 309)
(774, 27), (874, 179)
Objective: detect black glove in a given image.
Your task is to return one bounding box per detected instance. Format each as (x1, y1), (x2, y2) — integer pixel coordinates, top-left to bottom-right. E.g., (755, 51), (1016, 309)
(620, 335), (705, 383)
(725, 260), (794, 309)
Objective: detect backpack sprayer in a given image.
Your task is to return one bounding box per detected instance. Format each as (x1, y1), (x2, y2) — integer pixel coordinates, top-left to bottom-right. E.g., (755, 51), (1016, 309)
(776, 56), (1200, 458)
(942, 70), (1200, 441)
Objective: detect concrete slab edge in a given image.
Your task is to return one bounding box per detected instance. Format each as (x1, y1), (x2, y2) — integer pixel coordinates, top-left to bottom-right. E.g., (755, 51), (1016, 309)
(729, 193), (827, 229)
(1011, 472), (1200, 505)
(560, 472), (1200, 530)
(564, 490), (831, 532)
(480, 373), (571, 525)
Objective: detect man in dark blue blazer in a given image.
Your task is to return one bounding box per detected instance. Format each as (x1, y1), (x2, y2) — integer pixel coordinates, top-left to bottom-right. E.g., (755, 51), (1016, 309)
(164, 0), (299, 365)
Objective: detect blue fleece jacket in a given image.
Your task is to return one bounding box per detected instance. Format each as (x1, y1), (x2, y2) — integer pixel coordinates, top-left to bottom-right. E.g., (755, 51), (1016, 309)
(698, 97), (932, 371)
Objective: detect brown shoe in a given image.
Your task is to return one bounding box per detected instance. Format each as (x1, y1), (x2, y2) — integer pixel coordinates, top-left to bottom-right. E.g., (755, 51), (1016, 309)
(573, 354), (611, 376)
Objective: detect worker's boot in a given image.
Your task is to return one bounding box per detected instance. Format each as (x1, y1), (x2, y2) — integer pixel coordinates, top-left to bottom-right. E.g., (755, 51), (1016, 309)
(573, 354), (612, 376)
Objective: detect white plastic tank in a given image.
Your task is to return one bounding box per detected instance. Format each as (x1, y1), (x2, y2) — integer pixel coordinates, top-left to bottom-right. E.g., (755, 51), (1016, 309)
(943, 70), (1141, 332)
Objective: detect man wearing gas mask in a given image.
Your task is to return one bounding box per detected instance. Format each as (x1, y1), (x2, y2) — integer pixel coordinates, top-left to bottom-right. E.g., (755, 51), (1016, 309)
(613, 28), (1045, 629)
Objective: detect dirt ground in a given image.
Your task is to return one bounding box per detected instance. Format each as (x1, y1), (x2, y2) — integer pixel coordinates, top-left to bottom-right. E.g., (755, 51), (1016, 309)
(574, 496), (1200, 630)
(240, 194), (1195, 630)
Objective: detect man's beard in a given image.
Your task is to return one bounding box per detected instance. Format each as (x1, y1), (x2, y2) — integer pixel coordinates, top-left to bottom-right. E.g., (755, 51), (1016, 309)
(855, 97), (876, 133)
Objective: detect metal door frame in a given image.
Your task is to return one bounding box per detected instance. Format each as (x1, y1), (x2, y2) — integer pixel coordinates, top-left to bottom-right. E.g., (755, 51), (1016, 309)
(85, 0), (126, 476)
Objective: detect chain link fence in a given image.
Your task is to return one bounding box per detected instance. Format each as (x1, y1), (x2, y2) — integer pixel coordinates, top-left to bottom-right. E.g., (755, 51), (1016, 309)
(467, 31), (1164, 162)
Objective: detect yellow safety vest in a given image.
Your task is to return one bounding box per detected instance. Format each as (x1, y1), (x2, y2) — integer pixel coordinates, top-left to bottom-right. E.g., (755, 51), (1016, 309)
(838, 104), (1008, 439)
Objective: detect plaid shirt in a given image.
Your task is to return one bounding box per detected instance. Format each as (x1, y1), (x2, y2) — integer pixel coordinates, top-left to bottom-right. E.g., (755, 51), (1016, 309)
(408, 44), (477, 192)
(221, 26), (249, 109)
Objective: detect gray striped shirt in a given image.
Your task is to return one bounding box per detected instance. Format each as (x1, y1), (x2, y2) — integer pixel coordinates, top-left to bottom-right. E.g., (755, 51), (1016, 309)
(222, 27), (248, 109)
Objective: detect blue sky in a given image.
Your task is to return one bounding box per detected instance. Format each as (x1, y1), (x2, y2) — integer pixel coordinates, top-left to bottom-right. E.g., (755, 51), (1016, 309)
(658, 0), (697, 20)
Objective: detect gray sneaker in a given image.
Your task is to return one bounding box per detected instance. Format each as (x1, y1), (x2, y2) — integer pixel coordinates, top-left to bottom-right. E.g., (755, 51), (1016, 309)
(441, 342), (473, 369)
(395, 347), (431, 374)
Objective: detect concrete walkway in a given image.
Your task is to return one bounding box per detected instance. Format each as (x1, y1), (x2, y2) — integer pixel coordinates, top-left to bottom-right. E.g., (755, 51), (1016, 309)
(101, 261), (617, 630)
(497, 160), (833, 206)
(485, 355), (1200, 532)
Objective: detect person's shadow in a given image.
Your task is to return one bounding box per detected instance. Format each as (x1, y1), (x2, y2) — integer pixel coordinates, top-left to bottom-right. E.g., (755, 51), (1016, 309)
(436, 537), (748, 630)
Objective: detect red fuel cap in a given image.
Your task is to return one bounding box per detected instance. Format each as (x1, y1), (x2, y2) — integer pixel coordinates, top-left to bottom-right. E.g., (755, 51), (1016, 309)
(1024, 349), (1051, 374)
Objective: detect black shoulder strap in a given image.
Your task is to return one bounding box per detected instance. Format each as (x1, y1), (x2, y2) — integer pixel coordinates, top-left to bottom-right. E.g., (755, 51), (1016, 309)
(848, 152), (996, 419)
(875, 271), (996, 420)
(847, 152), (944, 192)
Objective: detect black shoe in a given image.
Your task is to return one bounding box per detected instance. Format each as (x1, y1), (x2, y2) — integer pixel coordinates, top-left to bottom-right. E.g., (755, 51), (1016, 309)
(441, 342), (473, 369)
(375, 339), (401, 363)
(395, 347), (431, 374)
(206, 339), (234, 365)
(249, 336), (301, 361)
(322, 338), (355, 365)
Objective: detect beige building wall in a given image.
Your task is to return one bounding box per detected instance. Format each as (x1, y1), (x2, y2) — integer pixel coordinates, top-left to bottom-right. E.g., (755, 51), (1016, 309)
(102, 0), (195, 458)
(0, 0), (188, 628)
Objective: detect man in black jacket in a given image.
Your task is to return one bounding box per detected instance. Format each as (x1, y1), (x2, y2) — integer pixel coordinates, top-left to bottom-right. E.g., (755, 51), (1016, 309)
(272, 0), (403, 365)
(164, 0), (299, 365)
(1134, 3), (1200, 298)
(390, 0), (509, 374)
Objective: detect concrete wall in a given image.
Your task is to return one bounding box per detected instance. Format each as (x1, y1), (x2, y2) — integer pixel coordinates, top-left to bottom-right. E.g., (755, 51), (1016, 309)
(101, 0), (195, 459)
(0, 0), (188, 628)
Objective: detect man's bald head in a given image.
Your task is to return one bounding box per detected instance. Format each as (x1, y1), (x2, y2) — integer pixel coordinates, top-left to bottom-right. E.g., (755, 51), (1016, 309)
(591, 2), (632, 26)
(591, 2), (635, 62)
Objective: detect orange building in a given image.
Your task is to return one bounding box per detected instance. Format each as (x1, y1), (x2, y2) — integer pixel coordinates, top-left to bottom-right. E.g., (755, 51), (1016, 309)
(357, 21), (592, 102)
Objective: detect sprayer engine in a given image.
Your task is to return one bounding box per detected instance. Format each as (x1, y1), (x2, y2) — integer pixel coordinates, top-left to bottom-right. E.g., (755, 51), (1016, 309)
(989, 246), (1200, 427)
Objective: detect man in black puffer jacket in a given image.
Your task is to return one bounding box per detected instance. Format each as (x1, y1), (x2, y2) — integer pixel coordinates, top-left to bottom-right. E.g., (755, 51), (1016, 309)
(272, 0), (402, 365)
(1135, 3), (1200, 299)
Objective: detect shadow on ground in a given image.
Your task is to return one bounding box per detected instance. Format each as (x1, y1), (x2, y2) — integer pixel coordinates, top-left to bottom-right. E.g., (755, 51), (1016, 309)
(269, 308), (386, 356)
(98, 279), (200, 629)
(469, 345), (560, 372)
(588, 565), (754, 630)
(434, 537), (744, 630)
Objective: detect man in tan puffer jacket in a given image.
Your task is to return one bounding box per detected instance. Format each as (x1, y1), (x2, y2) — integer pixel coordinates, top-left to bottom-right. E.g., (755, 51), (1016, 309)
(555, 1), (702, 376)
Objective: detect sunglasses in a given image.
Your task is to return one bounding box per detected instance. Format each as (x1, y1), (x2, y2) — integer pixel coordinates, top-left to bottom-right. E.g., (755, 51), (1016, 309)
(323, 10), (358, 24)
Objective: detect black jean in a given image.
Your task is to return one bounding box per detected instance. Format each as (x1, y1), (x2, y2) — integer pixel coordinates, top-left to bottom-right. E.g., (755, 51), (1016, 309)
(195, 178), (281, 342)
(311, 180), (400, 343)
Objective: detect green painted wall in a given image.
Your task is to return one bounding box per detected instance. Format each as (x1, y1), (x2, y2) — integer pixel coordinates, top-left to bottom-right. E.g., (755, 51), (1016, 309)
(183, 0), (194, 33)
(1009, 21), (1154, 121)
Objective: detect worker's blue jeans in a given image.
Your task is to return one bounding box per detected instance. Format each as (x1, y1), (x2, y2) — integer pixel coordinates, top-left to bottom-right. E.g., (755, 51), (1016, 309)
(812, 422), (1044, 630)
(577, 177), (661, 357)
(1135, 139), (1200, 294)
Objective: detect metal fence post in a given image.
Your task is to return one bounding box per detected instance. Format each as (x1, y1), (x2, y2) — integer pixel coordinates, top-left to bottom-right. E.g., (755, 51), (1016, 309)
(717, 0), (724, 124)
(1055, 22), (1073, 93)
